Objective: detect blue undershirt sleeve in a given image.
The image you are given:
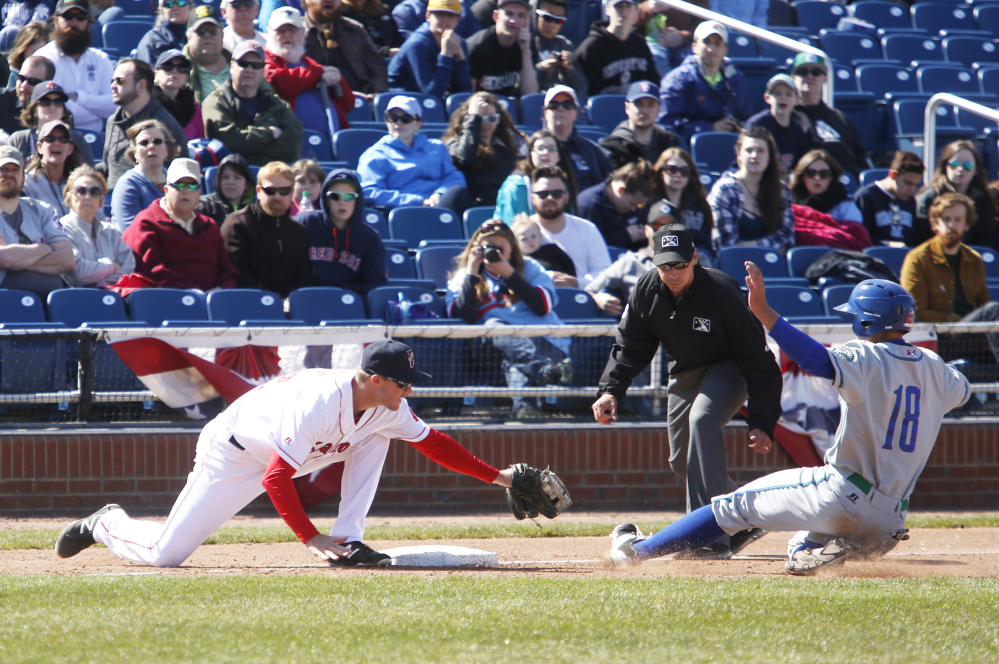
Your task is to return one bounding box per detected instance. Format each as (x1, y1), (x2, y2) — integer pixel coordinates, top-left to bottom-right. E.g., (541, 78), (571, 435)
(768, 317), (835, 380)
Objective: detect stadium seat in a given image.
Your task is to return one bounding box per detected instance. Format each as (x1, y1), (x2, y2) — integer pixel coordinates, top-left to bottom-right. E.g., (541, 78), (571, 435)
(0, 289), (48, 325)
(206, 289), (300, 326)
(716, 246), (789, 280)
(554, 288), (605, 321)
(818, 30), (884, 66)
(586, 94), (627, 132)
(287, 287), (374, 325)
(859, 168), (890, 187)
(881, 34), (945, 67)
(728, 33), (759, 59)
(0, 289), (67, 393)
(918, 64), (982, 95)
(127, 288), (211, 326)
(823, 284), (856, 317)
(976, 5), (999, 39)
(851, 1), (912, 31)
(445, 92), (473, 118)
(463, 206), (497, 238)
(345, 95), (373, 123)
(833, 92), (879, 152)
(787, 246), (834, 279)
(893, 98), (977, 154)
(47, 289), (131, 327)
(385, 247), (417, 280)
(943, 35), (999, 69)
(416, 245), (462, 289)
(858, 63), (920, 96)
(361, 207), (389, 239)
(387, 206), (463, 246)
(302, 129), (335, 161)
(793, 0), (849, 34)
(979, 66), (999, 98)
(764, 286), (826, 319)
(76, 129), (103, 165)
(367, 286), (445, 323)
(911, 2), (984, 37)
(862, 246), (908, 278)
(116, 0), (155, 16)
(519, 92), (548, 126)
(955, 107), (999, 133)
(333, 129), (386, 169)
(757, 34), (813, 62)
(969, 246), (999, 281)
(373, 92), (446, 124)
(101, 18), (153, 58)
(832, 64), (859, 92)
(690, 132), (738, 174)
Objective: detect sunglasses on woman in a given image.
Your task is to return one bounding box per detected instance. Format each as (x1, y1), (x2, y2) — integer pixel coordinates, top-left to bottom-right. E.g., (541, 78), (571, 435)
(385, 113), (416, 125)
(664, 164), (691, 177)
(803, 168), (832, 180)
(480, 113), (501, 124)
(161, 0), (188, 6)
(324, 191), (358, 202)
(36, 97), (65, 107)
(947, 159), (975, 172)
(536, 10), (566, 24)
(171, 182), (199, 191)
(73, 186), (103, 198)
(158, 62), (190, 73)
(261, 186), (293, 196)
(545, 100), (576, 111)
(479, 221), (508, 233)
(137, 138), (165, 147)
(41, 135), (71, 144)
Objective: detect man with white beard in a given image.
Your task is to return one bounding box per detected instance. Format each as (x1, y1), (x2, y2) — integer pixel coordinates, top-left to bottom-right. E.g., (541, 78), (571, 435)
(263, 6), (356, 136)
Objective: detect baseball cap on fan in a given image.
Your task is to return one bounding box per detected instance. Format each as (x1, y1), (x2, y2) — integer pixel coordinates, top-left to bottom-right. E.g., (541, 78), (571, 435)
(427, 0), (461, 13)
(693, 20), (728, 44)
(543, 84), (579, 108)
(188, 3), (222, 30)
(54, 0), (89, 15)
(166, 158), (202, 185)
(652, 223), (695, 266)
(268, 6), (303, 30)
(361, 340), (432, 385)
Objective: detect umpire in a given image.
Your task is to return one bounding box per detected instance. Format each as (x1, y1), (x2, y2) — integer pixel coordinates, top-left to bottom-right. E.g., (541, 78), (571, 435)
(592, 223), (783, 558)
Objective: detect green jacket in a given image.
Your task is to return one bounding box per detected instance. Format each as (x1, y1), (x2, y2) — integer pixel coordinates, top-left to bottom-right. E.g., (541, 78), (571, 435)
(202, 81), (303, 166)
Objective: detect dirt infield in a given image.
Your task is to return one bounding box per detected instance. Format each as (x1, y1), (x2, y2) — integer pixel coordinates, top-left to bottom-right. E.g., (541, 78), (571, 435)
(4, 512), (998, 579)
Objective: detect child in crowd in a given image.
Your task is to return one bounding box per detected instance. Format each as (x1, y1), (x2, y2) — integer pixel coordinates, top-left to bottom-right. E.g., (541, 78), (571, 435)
(292, 159), (325, 213)
(512, 214), (575, 276)
(745, 74), (816, 177)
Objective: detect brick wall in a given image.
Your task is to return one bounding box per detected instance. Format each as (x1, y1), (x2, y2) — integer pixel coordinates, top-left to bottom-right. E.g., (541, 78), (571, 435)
(2, 423), (998, 516)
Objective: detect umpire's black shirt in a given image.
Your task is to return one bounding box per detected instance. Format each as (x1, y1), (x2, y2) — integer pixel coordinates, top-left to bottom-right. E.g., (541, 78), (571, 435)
(597, 263), (783, 437)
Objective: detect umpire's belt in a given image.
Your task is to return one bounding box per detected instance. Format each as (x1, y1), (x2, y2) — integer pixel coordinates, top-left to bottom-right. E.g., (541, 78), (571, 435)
(847, 473), (909, 512)
(228, 435), (245, 451)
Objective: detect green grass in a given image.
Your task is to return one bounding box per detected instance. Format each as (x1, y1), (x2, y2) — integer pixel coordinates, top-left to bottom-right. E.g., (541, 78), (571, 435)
(4, 514), (998, 551)
(1, 576), (997, 663)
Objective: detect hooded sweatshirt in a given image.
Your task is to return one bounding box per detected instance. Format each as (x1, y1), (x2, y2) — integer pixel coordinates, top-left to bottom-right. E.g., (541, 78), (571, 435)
(196, 154), (256, 227)
(599, 119), (683, 171)
(573, 21), (658, 97)
(294, 168), (388, 297)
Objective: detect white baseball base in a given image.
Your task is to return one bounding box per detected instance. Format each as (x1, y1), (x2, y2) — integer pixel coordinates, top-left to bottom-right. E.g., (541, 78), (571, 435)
(382, 545), (498, 567)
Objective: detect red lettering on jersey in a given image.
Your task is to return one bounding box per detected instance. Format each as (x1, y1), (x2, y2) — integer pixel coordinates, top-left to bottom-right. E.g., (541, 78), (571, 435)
(316, 443), (333, 454)
(334, 442), (351, 453)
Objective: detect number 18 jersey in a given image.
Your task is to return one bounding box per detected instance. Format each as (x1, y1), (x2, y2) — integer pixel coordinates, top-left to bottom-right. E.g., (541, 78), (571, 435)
(826, 340), (969, 502)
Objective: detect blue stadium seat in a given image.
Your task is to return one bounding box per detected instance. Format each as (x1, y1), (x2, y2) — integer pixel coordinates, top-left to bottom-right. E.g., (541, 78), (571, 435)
(302, 129), (335, 161)
(728, 33), (759, 59)
(787, 246), (833, 278)
(823, 284), (856, 317)
(832, 64), (859, 92)
(863, 246), (908, 278)
(463, 206), (497, 238)
(918, 63), (982, 95)
(716, 246), (789, 280)
(554, 288), (605, 321)
(690, 132), (738, 174)
(882, 34), (946, 66)
(360, 207), (389, 239)
(47, 289), (131, 327)
(893, 98), (977, 154)
(851, 1), (912, 31)
(969, 246), (999, 281)
(818, 30), (884, 66)
(793, 0), (849, 34)
(446, 92), (473, 118)
(955, 106), (999, 133)
(858, 63), (920, 96)
(833, 92), (879, 152)
(911, 2), (984, 37)
(206, 289), (300, 326)
(367, 286), (445, 323)
(76, 129), (103, 165)
(385, 247), (417, 280)
(333, 129), (386, 169)
(373, 92), (446, 123)
(519, 92), (548, 126)
(101, 18), (153, 58)
(0, 289), (67, 393)
(757, 34), (813, 62)
(976, 5), (999, 39)
(859, 167), (890, 187)
(943, 35), (999, 68)
(387, 206), (463, 246)
(127, 288), (212, 326)
(979, 66), (999, 99)
(764, 286), (825, 319)
(586, 94), (627, 132)
(0, 289), (48, 325)
(287, 287), (374, 325)
(116, 0), (155, 16)
(345, 95), (373, 123)
(416, 245), (462, 289)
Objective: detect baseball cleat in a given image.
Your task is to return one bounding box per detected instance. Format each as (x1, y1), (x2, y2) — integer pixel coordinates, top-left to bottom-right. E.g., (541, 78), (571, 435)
(785, 539), (854, 575)
(328, 541), (392, 567)
(609, 523), (644, 565)
(54, 504), (122, 558)
(729, 528), (767, 555)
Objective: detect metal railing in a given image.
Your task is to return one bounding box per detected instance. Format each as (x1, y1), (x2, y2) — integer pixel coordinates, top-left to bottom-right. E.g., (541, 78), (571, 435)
(924, 93), (999, 179)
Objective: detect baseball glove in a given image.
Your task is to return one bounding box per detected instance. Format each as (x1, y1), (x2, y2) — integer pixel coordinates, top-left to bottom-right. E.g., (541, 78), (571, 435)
(506, 463), (573, 520)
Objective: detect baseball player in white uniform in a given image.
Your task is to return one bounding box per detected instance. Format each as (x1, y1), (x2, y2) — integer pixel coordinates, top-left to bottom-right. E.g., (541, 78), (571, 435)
(609, 265), (970, 574)
(55, 340), (518, 568)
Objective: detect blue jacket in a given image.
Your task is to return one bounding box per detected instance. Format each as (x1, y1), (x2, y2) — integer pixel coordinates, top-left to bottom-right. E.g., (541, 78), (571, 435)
(576, 183), (644, 251)
(111, 166), (165, 234)
(560, 128), (611, 192)
(135, 21), (186, 65)
(294, 168), (388, 297)
(388, 23), (471, 99)
(659, 54), (751, 141)
(357, 133), (467, 208)
(392, 0), (480, 39)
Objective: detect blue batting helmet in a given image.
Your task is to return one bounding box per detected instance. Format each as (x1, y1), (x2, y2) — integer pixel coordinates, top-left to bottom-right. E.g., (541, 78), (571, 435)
(835, 279), (915, 338)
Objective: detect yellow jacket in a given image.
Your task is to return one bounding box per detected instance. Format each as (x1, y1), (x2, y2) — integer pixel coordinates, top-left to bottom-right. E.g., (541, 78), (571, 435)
(900, 237), (990, 322)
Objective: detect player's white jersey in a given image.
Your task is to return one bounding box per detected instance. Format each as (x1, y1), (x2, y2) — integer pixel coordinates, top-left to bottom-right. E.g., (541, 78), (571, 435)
(826, 340), (969, 501)
(216, 369), (430, 477)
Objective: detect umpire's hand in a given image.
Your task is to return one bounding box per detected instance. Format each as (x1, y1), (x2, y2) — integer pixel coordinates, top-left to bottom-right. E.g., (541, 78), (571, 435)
(592, 393), (617, 424)
(747, 428), (773, 454)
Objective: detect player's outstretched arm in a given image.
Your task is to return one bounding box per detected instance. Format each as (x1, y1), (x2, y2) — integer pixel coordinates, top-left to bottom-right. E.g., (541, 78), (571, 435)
(744, 261), (780, 331)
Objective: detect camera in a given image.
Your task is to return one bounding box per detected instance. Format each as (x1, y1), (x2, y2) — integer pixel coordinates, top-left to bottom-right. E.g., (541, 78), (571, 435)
(481, 243), (502, 263)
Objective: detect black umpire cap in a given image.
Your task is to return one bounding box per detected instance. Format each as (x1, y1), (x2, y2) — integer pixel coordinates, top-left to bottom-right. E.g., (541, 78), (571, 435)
(361, 340), (432, 385)
(652, 224), (696, 266)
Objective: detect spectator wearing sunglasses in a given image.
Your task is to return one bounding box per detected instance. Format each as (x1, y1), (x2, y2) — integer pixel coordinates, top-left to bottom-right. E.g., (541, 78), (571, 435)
(203, 41), (304, 166)
(220, 0), (264, 53)
(653, 147), (713, 256)
(539, 84), (610, 191)
(135, 0), (193, 67)
(358, 95), (472, 213)
(21, 119), (85, 217)
(183, 4), (231, 103)
(220, 161), (315, 297)
(529, 0), (585, 95)
(118, 158), (238, 297)
(153, 49), (205, 140)
(8, 80), (94, 167)
(35, 0), (117, 133)
(113, 119), (181, 232)
(387, 0), (471, 99)
(60, 165), (134, 287)
(915, 141), (999, 250)
(789, 149), (865, 230)
(574, 0), (657, 97)
(443, 91), (525, 207)
(0, 29), (51, 133)
(104, 57), (188, 190)
(600, 81), (681, 172)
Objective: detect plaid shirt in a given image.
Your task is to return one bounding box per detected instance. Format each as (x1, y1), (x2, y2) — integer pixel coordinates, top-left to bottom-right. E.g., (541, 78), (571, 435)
(708, 172), (795, 253)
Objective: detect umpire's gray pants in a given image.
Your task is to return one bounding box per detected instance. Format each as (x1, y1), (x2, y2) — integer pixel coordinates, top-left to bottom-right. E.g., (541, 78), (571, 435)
(667, 360), (747, 516)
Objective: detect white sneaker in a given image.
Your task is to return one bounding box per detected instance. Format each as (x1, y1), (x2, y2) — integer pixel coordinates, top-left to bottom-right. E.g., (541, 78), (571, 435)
(609, 523), (644, 565)
(785, 539), (853, 575)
